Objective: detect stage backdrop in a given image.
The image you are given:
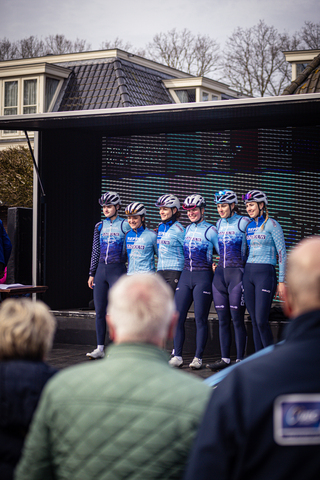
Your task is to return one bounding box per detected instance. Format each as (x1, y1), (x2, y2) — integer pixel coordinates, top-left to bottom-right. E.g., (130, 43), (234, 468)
(36, 115), (320, 309)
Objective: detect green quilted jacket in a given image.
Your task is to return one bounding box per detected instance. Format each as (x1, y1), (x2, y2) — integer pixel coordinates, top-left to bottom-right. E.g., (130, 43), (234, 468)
(15, 343), (211, 480)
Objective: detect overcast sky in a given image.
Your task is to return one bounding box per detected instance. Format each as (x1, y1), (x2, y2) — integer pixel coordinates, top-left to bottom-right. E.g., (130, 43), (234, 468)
(1, 0), (319, 52)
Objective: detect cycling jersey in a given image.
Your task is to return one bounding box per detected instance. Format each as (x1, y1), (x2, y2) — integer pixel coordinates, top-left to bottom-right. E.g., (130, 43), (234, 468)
(157, 220), (185, 271)
(89, 216), (130, 276)
(125, 226), (157, 275)
(246, 216), (286, 282)
(216, 214), (250, 268)
(183, 221), (219, 271)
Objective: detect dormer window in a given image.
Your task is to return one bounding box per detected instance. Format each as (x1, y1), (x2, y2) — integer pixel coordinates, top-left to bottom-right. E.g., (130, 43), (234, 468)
(45, 77), (60, 112)
(202, 92), (209, 102)
(4, 81), (18, 116)
(174, 89), (196, 103)
(23, 79), (37, 114)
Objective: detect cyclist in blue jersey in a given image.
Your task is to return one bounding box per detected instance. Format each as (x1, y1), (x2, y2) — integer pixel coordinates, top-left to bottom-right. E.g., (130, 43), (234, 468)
(124, 202), (157, 275)
(87, 192), (130, 359)
(242, 190), (287, 352)
(207, 190), (250, 371)
(169, 195), (219, 369)
(155, 194), (185, 291)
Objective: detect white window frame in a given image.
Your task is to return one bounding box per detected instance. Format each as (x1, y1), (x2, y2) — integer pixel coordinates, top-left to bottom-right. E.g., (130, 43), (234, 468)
(44, 76), (63, 112)
(1, 76), (39, 138)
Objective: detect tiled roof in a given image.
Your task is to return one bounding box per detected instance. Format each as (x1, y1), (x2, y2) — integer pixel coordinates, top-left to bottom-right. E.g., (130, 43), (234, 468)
(53, 58), (174, 111)
(282, 53), (320, 95)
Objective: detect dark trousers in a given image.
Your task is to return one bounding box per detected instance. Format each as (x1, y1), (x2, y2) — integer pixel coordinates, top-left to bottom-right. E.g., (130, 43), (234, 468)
(174, 269), (213, 359)
(212, 267), (247, 360)
(243, 263), (277, 351)
(93, 262), (127, 345)
(157, 270), (181, 292)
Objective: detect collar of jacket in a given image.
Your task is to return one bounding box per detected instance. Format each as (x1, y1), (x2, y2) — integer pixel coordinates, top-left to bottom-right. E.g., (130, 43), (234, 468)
(105, 342), (170, 362)
(284, 309), (320, 342)
(104, 216), (120, 224)
(220, 213), (240, 225)
(134, 225), (145, 234)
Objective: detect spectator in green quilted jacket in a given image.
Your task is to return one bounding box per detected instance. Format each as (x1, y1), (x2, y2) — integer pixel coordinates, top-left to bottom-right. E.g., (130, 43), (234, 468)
(15, 273), (211, 480)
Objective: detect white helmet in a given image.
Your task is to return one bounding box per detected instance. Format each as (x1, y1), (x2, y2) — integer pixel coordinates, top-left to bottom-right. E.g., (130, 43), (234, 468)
(214, 190), (238, 205)
(125, 202), (146, 216)
(155, 194), (180, 210)
(183, 194), (206, 209)
(99, 191), (121, 206)
(242, 190), (268, 205)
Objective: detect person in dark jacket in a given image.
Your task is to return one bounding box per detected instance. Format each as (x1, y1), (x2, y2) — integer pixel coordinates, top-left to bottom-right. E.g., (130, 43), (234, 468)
(0, 298), (57, 480)
(183, 235), (320, 480)
(0, 219), (12, 280)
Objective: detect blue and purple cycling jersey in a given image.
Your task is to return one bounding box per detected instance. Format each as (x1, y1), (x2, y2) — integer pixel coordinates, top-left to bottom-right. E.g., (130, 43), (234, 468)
(157, 220), (185, 271)
(89, 216), (130, 276)
(126, 225), (157, 275)
(183, 221), (219, 271)
(246, 216), (287, 282)
(216, 214), (250, 268)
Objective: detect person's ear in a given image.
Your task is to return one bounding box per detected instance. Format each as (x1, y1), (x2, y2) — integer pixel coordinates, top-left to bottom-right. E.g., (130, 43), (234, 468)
(172, 207), (177, 215)
(167, 312), (179, 341)
(106, 314), (115, 341)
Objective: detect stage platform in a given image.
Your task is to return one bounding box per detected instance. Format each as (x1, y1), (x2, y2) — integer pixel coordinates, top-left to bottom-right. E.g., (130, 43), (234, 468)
(51, 307), (288, 375)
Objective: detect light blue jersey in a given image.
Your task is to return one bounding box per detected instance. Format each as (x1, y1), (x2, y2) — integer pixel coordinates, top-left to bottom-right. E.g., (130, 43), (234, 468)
(216, 214), (250, 268)
(89, 216), (130, 275)
(246, 216), (287, 282)
(126, 226), (157, 275)
(183, 221), (219, 271)
(157, 220), (185, 271)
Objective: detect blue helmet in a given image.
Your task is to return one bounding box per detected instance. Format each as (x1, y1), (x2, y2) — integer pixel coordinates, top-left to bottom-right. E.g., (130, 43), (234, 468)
(214, 190), (238, 205)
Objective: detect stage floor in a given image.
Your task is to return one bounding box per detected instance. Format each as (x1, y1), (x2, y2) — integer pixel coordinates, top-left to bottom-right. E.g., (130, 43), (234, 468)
(47, 342), (219, 380)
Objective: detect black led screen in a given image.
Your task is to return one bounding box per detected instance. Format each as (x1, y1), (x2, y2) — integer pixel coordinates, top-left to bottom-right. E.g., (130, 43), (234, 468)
(102, 126), (320, 256)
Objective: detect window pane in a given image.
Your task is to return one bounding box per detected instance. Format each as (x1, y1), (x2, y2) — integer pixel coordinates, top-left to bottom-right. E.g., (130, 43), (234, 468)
(24, 79), (37, 106)
(4, 107), (18, 115)
(45, 78), (59, 111)
(23, 106), (37, 114)
(4, 81), (18, 107)
(174, 89), (196, 103)
(202, 92), (209, 101)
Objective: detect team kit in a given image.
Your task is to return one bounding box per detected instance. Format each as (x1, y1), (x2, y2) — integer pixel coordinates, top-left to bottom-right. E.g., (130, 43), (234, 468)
(86, 190), (286, 369)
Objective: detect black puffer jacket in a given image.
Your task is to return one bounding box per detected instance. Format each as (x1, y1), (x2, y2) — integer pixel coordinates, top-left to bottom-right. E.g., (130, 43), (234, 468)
(0, 360), (57, 480)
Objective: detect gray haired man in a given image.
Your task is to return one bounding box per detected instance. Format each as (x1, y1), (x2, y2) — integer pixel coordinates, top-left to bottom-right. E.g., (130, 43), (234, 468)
(16, 273), (211, 480)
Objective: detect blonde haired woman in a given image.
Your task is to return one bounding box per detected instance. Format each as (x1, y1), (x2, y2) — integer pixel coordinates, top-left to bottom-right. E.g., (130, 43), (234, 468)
(0, 299), (57, 479)
(242, 190), (286, 352)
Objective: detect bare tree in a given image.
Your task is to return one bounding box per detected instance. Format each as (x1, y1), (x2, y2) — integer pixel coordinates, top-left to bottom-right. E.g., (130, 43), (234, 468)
(44, 34), (91, 55)
(146, 28), (221, 76)
(223, 20), (301, 97)
(0, 38), (18, 61)
(299, 21), (320, 49)
(101, 37), (133, 51)
(16, 36), (46, 58)
(0, 35), (91, 60)
(100, 38), (146, 57)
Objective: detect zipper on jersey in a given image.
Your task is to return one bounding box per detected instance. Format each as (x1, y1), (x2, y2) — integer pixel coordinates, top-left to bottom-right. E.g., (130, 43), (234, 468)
(105, 220), (112, 265)
(223, 220), (228, 268)
(189, 225), (197, 272)
(160, 223), (168, 271)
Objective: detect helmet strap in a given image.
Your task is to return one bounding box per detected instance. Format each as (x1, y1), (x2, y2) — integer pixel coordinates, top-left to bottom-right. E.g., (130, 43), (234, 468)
(193, 207), (205, 224)
(162, 210), (176, 224)
(227, 203), (235, 218)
